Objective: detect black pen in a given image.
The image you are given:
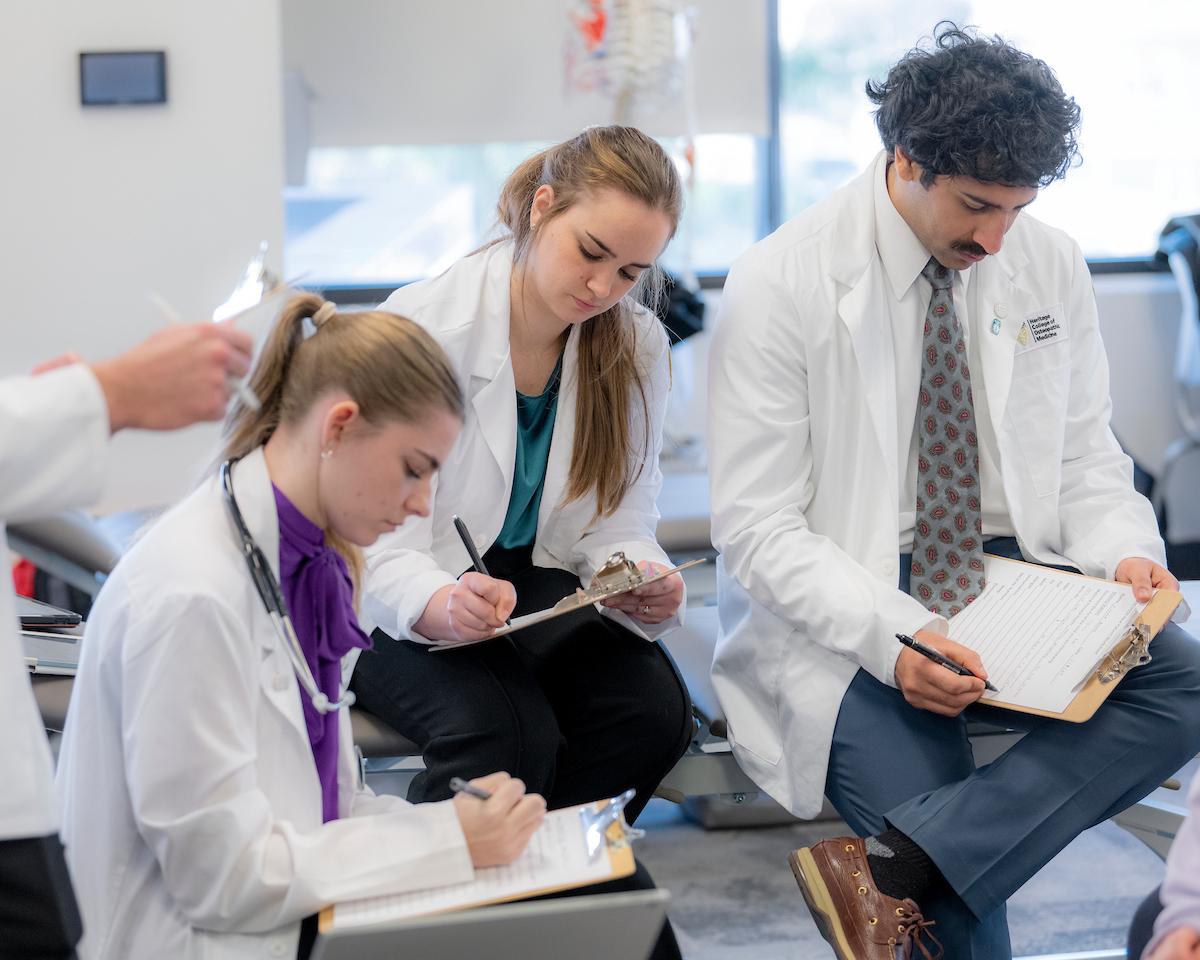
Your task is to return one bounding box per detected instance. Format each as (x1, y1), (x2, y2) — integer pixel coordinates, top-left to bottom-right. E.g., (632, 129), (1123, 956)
(449, 776), (492, 801)
(895, 633), (999, 693)
(451, 514), (511, 626)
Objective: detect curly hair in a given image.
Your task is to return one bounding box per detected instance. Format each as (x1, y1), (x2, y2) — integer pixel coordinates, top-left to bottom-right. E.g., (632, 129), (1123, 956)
(866, 22), (1081, 188)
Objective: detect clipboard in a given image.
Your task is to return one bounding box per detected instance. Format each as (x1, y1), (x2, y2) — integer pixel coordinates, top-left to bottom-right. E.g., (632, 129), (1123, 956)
(318, 791), (640, 933)
(975, 565), (1182, 723)
(434, 553), (706, 650)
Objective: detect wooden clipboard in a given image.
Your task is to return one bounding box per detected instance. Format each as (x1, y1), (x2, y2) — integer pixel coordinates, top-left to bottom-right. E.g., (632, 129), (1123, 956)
(980, 582), (1182, 723)
(317, 801), (636, 934)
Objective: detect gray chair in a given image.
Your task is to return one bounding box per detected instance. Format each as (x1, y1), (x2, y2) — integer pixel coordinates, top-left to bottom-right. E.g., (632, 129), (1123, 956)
(7, 511), (121, 598)
(1156, 217), (1200, 542)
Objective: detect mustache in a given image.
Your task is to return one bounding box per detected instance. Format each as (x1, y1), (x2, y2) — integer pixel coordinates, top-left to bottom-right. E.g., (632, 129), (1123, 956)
(952, 241), (988, 258)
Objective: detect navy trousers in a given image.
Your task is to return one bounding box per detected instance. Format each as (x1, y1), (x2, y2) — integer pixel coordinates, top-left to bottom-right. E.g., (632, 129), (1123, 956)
(825, 539), (1200, 958)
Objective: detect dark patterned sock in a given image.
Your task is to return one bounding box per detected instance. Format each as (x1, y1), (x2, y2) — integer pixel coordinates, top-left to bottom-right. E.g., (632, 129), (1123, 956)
(864, 828), (940, 903)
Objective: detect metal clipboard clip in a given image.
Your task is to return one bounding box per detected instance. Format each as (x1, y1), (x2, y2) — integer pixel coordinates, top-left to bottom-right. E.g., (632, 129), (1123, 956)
(212, 241), (286, 324)
(209, 242), (304, 413)
(560, 552), (686, 610)
(1096, 622), (1153, 684)
(580, 788), (644, 859)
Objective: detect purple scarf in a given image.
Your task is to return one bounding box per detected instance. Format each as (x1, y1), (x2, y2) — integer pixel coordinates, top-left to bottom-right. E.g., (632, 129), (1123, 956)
(272, 485), (371, 822)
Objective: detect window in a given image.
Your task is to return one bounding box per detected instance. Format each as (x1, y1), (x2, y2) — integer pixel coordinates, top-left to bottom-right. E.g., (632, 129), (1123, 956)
(285, 2), (1200, 288)
(286, 141), (551, 288)
(284, 134), (761, 289)
(778, 0), (1200, 258)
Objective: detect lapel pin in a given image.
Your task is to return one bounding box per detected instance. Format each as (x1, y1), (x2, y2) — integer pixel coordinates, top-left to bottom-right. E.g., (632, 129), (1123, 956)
(990, 318), (1002, 336)
(1017, 324), (1031, 347)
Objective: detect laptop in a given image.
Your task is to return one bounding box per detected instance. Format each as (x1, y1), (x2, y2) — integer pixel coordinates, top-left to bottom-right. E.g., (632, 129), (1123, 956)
(16, 596), (82, 628)
(311, 890), (669, 960)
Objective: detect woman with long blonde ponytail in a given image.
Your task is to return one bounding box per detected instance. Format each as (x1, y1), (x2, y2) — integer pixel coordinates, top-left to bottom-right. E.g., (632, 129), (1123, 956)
(56, 294), (551, 960)
(353, 126), (692, 869)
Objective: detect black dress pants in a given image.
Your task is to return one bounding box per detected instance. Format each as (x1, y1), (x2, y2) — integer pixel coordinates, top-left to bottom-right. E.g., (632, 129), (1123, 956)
(1127, 885), (1163, 959)
(0, 834), (82, 960)
(351, 544), (694, 824)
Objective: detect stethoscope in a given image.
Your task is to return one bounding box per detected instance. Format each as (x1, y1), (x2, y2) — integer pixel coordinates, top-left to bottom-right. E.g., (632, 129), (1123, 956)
(220, 459), (355, 714)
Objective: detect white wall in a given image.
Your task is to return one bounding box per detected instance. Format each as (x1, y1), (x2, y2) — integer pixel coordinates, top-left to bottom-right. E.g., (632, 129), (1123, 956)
(0, 1), (286, 514)
(281, 0), (769, 147)
(1093, 273), (1187, 478)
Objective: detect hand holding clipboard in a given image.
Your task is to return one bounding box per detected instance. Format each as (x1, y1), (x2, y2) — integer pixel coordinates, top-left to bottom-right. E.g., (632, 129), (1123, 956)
(436, 550), (705, 651)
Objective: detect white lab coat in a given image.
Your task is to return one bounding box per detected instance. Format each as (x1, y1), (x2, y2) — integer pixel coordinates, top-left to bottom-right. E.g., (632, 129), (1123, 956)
(0, 365), (110, 840)
(707, 152), (1166, 819)
(56, 449), (474, 960)
(365, 240), (682, 643)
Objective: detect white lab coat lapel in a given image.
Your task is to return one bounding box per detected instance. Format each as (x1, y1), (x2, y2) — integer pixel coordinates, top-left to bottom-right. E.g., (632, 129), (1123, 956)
(227, 450), (312, 750)
(830, 161), (901, 495)
(468, 249), (519, 507)
(972, 247), (1030, 440)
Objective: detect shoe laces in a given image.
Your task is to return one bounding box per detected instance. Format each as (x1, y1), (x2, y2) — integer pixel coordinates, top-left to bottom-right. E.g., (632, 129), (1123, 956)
(897, 904), (942, 960)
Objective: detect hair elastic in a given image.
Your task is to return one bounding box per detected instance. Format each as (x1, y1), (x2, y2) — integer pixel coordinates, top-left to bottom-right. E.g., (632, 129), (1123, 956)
(302, 301), (337, 339)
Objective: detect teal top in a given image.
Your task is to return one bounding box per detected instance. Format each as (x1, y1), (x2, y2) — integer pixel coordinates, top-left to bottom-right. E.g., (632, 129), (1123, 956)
(495, 354), (564, 549)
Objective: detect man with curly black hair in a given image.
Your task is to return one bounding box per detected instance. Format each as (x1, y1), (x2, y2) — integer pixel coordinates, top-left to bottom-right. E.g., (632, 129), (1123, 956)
(708, 22), (1200, 959)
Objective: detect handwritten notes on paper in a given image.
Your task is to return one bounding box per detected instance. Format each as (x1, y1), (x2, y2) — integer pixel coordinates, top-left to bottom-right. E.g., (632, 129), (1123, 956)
(949, 556), (1145, 713)
(332, 806), (614, 929)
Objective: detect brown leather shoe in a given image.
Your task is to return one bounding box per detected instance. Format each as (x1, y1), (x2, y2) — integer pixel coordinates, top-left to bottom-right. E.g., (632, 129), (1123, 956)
(789, 838), (942, 959)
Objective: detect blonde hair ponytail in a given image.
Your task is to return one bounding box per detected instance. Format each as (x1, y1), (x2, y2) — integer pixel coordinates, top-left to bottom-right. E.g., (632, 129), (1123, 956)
(220, 294), (313, 463)
(219, 293), (463, 588)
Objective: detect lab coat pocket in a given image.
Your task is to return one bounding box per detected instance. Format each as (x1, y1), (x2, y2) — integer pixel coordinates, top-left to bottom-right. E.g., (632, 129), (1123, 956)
(715, 601), (787, 767)
(1009, 363), (1070, 498)
(725, 681), (785, 767)
(1012, 339), (1071, 378)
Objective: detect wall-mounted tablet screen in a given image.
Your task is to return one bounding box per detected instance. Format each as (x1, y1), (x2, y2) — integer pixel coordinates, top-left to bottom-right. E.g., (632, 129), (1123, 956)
(80, 51), (166, 106)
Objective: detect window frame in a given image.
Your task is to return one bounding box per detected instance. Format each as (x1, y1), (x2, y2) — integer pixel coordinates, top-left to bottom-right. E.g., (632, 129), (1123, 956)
(309, 0), (1168, 303)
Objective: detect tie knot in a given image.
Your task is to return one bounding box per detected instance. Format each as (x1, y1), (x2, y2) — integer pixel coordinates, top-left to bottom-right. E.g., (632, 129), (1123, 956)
(922, 257), (954, 291)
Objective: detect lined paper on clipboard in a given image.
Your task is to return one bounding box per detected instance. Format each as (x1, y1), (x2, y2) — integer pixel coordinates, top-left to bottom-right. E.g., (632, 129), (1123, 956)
(948, 555), (1174, 715)
(324, 798), (636, 931)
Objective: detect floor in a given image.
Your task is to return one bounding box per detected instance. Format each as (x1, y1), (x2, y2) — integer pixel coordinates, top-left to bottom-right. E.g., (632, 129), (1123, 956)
(634, 796), (1169, 959)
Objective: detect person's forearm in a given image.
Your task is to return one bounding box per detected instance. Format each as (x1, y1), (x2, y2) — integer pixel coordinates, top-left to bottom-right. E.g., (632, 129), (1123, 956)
(411, 585), (457, 643)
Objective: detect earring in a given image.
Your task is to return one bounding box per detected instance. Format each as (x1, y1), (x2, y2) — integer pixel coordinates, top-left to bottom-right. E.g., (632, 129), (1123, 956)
(320, 449), (332, 461)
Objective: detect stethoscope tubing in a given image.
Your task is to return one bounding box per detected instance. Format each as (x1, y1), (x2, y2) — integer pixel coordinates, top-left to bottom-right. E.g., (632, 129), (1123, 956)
(220, 459), (354, 714)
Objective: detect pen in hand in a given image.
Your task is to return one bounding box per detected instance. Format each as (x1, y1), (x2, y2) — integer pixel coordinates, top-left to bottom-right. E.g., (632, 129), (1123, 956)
(452, 514), (511, 627)
(895, 633), (999, 693)
(450, 776), (493, 800)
